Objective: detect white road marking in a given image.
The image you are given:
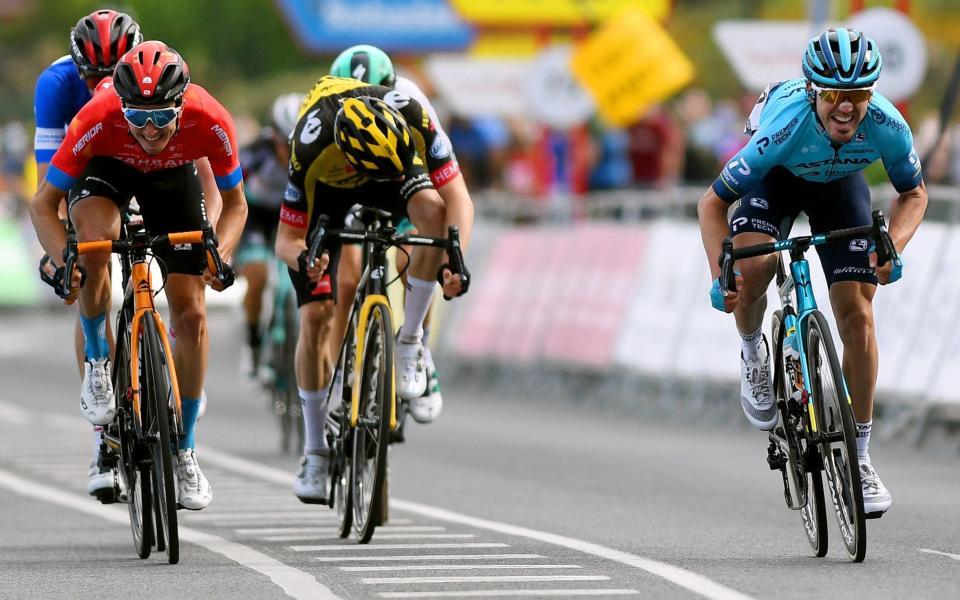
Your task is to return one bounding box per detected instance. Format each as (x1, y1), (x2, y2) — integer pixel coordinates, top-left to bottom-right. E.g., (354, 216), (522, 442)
(363, 575), (608, 585)
(237, 526), (446, 535)
(378, 590), (640, 598)
(369, 534), (475, 540)
(0, 468), (339, 600)
(185, 510), (331, 520)
(198, 446), (757, 600)
(314, 554), (547, 563)
(343, 564), (581, 572)
(919, 548), (960, 561)
(293, 543), (510, 552)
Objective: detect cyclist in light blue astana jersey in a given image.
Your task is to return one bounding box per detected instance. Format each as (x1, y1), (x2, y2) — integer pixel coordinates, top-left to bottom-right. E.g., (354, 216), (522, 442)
(698, 28), (927, 517)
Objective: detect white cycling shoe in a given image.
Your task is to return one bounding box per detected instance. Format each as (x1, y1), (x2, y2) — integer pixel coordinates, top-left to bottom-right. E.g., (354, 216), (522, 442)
(176, 449), (212, 510)
(740, 336), (778, 431)
(860, 460), (893, 515)
(396, 337), (427, 400)
(408, 365), (442, 424)
(81, 358), (115, 426)
(293, 452), (329, 505)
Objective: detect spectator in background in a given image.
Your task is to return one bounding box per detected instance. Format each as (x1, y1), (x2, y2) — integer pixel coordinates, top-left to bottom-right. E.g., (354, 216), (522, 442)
(627, 104), (684, 188)
(675, 88), (720, 183)
(587, 119), (632, 191)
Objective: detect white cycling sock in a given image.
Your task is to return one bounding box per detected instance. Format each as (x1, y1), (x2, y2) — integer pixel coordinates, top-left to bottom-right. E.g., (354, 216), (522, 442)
(740, 326), (764, 361)
(299, 387), (329, 454)
(855, 420), (872, 462)
(398, 276), (435, 344)
(92, 426), (103, 460)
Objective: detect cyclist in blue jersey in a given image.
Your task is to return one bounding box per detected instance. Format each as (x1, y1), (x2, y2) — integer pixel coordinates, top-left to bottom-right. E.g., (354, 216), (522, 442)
(235, 93), (305, 377)
(33, 9), (141, 503)
(698, 29), (927, 516)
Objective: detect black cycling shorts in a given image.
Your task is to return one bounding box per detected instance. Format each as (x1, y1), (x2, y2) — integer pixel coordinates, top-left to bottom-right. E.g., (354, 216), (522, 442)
(66, 157), (208, 276)
(729, 166), (876, 287)
(288, 180), (409, 306)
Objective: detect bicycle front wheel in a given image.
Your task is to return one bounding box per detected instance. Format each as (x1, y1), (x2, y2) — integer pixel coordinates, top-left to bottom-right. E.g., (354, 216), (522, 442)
(115, 322), (154, 559)
(806, 311), (866, 562)
(140, 315), (180, 564)
(771, 310), (827, 557)
(351, 302), (394, 543)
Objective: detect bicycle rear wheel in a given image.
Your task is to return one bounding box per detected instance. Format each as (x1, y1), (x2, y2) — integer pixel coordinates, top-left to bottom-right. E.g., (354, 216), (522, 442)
(806, 311), (866, 562)
(351, 303), (393, 543)
(115, 324), (154, 559)
(770, 310), (827, 557)
(328, 326), (355, 538)
(141, 315), (180, 564)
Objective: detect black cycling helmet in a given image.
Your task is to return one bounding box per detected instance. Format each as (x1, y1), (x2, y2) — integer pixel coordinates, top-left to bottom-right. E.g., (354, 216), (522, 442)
(334, 96), (419, 179)
(70, 9), (143, 78)
(113, 41), (190, 106)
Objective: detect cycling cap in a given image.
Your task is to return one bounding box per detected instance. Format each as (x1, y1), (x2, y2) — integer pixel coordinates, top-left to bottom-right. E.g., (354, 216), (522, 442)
(334, 96), (418, 179)
(802, 28), (882, 89)
(330, 45), (396, 88)
(114, 41), (190, 106)
(271, 93), (306, 137)
(70, 9), (143, 78)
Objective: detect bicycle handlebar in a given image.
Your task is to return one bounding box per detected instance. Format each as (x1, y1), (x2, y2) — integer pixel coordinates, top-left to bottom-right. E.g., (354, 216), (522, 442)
(59, 220), (233, 299)
(306, 214), (471, 299)
(719, 209), (901, 292)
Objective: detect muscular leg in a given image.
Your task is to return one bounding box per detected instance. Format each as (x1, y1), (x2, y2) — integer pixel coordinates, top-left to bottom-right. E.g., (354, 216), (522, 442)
(70, 197), (120, 327)
(829, 281), (878, 424)
(731, 232), (778, 336)
(297, 300), (335, 455)
(164, 274), (207, 450)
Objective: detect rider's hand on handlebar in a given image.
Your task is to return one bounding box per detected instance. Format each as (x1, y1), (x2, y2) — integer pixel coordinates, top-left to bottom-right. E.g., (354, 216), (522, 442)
(298, 249), (329, 283)
(710, 272), (743, 313)
(868, 244), (903, 285)
(439, 267), (465, 299)
(203, 266), (227, 291)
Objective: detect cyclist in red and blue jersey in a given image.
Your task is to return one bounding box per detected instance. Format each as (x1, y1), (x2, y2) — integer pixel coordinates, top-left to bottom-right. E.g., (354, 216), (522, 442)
(33, 9), (142, 503)
(698, 29), (927, 516)
(29, 41), (249, 511)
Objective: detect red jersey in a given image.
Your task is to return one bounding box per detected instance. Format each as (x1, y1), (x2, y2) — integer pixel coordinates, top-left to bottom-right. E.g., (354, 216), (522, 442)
(46, 81), (242, 192)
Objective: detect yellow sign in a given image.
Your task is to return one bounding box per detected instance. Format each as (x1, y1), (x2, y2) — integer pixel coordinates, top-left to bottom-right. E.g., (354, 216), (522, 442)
(570, 6), (693, 127)
(449, 0), (670, 26)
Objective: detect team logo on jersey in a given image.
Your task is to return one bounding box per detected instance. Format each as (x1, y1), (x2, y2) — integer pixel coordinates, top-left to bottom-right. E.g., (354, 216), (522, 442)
(299, 109), (322, 144)
(731, 216), (748, 232)
(429, 137), (450, 159)
(855, 132), (866, 142)
(727, 157), (751, 176)
(384, 91), (410, 110)
(749, 197), (768, 209)
(849, 239), (869, 252)
(284, 183), (301, 202)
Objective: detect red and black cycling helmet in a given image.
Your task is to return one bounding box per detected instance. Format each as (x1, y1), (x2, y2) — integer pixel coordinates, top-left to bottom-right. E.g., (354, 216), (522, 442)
(113, 41), (190, 106)
(69, 9), (142, 78)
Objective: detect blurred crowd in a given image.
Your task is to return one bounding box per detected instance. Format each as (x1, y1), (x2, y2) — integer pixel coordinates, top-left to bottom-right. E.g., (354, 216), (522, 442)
(2, 86), (960, 222)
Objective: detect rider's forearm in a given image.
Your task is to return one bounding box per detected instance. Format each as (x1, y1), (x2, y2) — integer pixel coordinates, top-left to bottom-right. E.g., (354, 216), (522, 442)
(29, 180), (68, 266)
(887, 182), (927, 253)
(213, 185), (248, 261)
(437, 174), (475, 253)
(275, 223), (307, 272)
(698, 187), (732, 281)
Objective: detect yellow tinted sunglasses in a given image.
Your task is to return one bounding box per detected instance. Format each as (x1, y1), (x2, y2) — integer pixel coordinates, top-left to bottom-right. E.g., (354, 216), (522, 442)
(812, 85), (874, 105)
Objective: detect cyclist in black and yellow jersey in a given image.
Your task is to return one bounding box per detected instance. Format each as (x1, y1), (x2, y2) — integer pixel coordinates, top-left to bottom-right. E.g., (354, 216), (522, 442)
(275, 76), (473, 503)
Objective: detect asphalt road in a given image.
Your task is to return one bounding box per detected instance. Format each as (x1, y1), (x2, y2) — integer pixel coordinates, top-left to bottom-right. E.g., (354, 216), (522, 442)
(1, 307), (958, 600)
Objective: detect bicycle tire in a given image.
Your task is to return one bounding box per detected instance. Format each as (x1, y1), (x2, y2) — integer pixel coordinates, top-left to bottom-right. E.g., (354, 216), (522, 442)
(770, 310), (827, 557)
(805, 310), (866, 562)
(141, 315), (180, 564)
(329, 328), (355, 539)
(115, 324), (154, 559)
(351, 302), (393, 543)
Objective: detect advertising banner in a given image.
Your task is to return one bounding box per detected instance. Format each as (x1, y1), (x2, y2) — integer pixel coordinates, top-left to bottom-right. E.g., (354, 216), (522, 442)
(275, 0), (473, 52)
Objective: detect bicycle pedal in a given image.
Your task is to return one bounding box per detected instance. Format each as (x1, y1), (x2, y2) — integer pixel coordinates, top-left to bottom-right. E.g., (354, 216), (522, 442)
(93, 487), (119, 505)
(865, 511), (885, 520)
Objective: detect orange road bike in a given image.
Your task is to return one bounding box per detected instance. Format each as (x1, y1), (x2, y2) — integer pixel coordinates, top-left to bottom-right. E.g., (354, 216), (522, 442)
(60, 217), (233, 564)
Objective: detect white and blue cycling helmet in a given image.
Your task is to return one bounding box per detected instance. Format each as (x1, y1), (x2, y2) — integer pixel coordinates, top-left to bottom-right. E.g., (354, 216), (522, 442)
(802, 28), (882, 89)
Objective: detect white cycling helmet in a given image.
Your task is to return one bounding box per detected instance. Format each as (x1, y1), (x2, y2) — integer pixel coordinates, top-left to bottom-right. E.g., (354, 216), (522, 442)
(270, 93), (306, 137)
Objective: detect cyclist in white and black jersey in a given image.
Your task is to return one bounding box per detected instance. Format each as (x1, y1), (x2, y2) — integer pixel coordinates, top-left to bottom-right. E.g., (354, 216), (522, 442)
(235, 93), (305, 376)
